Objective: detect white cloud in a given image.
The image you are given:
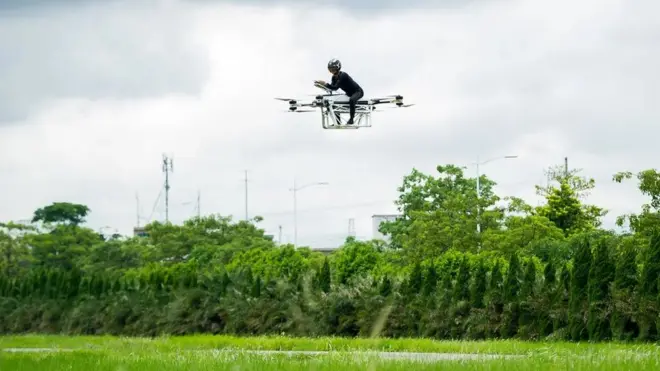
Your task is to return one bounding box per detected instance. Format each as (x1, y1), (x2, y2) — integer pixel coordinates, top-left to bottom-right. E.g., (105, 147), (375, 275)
(0, 0), (658, 246)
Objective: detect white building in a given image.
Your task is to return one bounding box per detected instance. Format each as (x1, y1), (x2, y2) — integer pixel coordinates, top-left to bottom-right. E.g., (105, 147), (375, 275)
(371, 214), (401, 241)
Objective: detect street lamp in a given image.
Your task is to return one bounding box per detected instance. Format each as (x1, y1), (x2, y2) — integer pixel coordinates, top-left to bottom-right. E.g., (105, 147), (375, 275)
(290, 179), (329, 246)
(474, 155), (518, 234)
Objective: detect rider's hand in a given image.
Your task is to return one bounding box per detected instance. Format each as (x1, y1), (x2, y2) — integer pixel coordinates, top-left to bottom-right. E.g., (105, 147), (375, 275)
(314, 80), (326, 85)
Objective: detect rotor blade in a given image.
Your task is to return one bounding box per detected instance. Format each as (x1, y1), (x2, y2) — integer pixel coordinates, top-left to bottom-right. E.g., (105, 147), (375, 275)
(375, 103), (415, 110)
(283, 109), (316, 113)
(275, 97), (296, 101)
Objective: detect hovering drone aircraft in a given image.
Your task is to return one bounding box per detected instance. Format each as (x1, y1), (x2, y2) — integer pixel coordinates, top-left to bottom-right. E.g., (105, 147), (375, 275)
(275, 82), (414, 130)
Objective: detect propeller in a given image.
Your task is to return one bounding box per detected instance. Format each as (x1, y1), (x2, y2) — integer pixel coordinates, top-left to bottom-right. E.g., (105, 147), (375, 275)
(287, 106), (316, 112)
(375, 103), (415, 110)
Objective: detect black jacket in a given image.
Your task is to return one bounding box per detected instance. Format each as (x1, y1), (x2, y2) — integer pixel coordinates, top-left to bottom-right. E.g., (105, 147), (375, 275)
(325, 71), (363, 96)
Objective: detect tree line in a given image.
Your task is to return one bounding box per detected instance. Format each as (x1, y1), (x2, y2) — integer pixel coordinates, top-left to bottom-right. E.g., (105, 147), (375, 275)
(1, 162), (660, 341)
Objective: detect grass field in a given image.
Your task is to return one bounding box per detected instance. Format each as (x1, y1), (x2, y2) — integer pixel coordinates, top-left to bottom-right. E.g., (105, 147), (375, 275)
(1, 335), (660, 370)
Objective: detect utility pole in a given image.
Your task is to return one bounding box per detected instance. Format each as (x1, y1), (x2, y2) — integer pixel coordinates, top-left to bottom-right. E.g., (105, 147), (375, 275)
(278, 225), (282, 245)
(348, 218), (355, 237)
(290, 178), (329, 246)
(135, 192), (140, 227)
(162, 154), (174, 223)
(293, 178), (297, 245)
(564, 157), (568, 177)
(196, 190), (201, 218)
(244, 170), (248, 221)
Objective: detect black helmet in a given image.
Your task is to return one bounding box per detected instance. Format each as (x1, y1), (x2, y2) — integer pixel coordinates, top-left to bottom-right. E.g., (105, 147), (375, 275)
(327, 58), (341, 70)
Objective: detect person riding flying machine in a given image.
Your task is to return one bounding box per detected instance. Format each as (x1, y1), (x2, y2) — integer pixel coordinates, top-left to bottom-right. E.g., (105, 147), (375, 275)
(314, 58), (364, 125)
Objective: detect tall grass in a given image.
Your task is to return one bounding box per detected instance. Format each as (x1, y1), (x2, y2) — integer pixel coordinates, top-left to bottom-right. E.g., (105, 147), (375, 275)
(2, 349), (660, 370)
(1, 336), (660, 370)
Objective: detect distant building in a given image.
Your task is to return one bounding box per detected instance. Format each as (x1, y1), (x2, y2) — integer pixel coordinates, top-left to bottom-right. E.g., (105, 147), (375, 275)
(311, 247), (336, 255)
(371, 214), (401, 241)
(133, 226), (148, 237)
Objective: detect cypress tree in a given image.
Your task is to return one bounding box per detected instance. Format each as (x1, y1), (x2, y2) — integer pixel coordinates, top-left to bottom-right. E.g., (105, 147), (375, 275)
(45, 270), (56, 298)
(518, 259), (537, 338)
(379, 275), (392, 297)
(69, 268), (81, 298)
(251, 276), (261, 297)
(638, 229), (660, 340)
(569, 235), (592, 341)
(544, 260), (556, 288)
(449, 257), (471, 338)
(453, 257), (471, 302)
(539, 260), (556, 337)
(408, 262), (423, 295)
(640, 230), (660, 297)
(471, 259), (487, 309)
(587, 237), (615, 341)
(488, 260), (504, 307)
(422, 264), (438, 296)
(610, 242), (638, 340)
(439, 271), (453, 308)
(501, 253), (521, 338)
(319, 257), (331, 293)
(503, 253), (521, 302)
(485, 260), (504, 338)
(220, 271), (231, 296)
(520, 259), (537, 298)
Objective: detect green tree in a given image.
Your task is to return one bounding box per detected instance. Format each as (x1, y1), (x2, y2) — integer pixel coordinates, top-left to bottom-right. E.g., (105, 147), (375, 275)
(518, 258), (538, 339)
(471, 259), (487, 309)
(24, 224), (101, 270)
(637, 229), (660, 340)
(31, 202), (90, 226)
(422, 264), (438, 296)
(610, 239), (638, 340)
(0, 224), (33, 276)
(318, 257), (331, 293)
(538, 260), (556, 337)
(501, 253), (521, 338)
(486, 260), (505, 337)
(587, 237), (615, 340)
(332, 239), (382, 285)
(535, 164), (605, 236)
(613, 169), (660, 237)
(569, 235), (592, 341)
(379, 165), (503, 256)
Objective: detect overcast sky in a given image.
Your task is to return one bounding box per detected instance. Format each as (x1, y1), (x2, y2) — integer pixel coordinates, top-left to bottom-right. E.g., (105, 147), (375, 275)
(0, 0), (658, 247)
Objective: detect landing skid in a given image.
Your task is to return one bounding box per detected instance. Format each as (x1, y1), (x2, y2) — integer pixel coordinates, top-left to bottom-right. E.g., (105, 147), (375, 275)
(322, 103), (372, 130)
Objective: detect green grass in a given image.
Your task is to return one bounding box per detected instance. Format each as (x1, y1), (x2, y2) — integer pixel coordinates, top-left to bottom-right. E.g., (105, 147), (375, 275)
(1, 335), (660, 370)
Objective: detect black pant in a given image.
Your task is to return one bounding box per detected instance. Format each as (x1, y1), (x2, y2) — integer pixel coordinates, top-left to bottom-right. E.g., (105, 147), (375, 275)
(348, 89), (364, 121)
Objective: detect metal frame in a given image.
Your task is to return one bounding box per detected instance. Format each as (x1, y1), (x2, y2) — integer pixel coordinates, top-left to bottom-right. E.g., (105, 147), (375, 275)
(321, 100), (373, 129)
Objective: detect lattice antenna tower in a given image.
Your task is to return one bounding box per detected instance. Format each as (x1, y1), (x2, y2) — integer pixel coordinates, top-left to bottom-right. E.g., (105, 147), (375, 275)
(162, 154), (174, 223)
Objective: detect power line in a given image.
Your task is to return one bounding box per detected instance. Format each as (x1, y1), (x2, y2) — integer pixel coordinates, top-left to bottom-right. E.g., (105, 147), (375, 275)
(147, 187), (163, 222)
(255, 199), (395, 217)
